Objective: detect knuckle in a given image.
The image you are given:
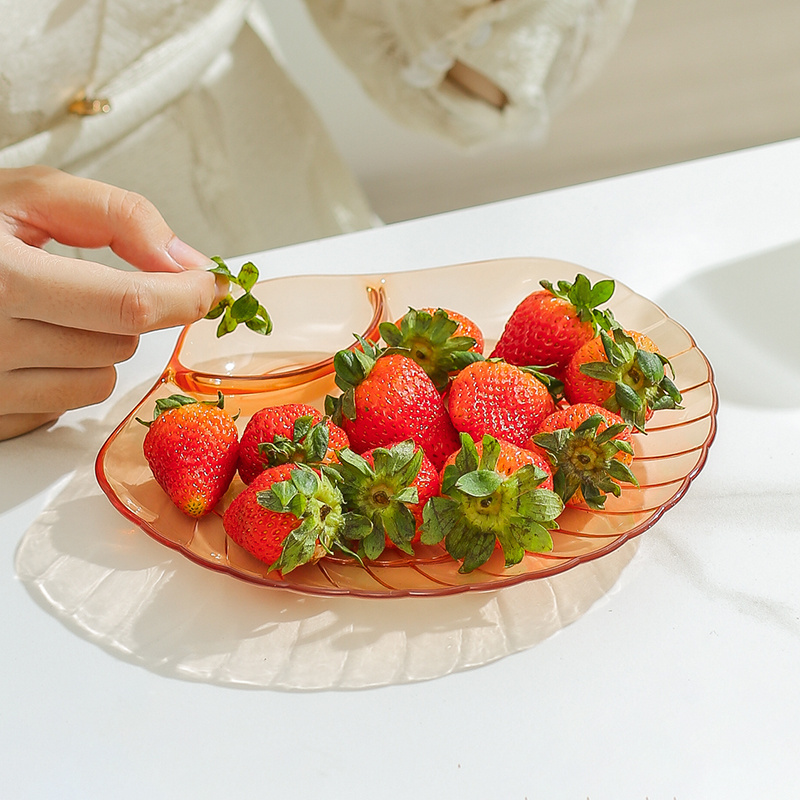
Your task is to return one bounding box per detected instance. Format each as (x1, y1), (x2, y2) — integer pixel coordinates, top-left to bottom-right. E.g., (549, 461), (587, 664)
(111, 189), (156, 230)
(116, 280), (158, 333)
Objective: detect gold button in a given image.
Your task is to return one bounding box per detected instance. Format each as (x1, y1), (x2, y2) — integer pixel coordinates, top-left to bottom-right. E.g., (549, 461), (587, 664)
(68, 93), (111, 116)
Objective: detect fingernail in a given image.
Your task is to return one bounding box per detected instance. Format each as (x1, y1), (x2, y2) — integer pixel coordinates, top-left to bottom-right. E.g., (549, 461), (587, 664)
(212, 273), (230, 306)
(167, 236), (213, 270)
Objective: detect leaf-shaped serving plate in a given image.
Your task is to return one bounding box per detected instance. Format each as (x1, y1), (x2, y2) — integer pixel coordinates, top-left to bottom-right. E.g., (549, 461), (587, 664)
(95, 258), (717, 598)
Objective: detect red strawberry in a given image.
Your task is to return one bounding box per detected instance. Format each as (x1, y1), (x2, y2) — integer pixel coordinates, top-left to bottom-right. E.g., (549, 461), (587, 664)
(422, 433), (563, 573)
(139, 392), (239, 518)
(442, 435), (554, 491)
(223, 463), (368, 573)
(490, 274), (615, 371)
(379, 307), (484, 391)
(532, 403), (637, 509)
(562, 327), (683, 432)
(446, 359), (557, 448)
(326, 340), (460, 471)
(332, 439), (440, 557)
(237, 403), (348, 484)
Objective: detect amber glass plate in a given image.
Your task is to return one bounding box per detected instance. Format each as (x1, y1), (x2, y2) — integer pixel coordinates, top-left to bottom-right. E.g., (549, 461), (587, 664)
(95, 258), (717, 598)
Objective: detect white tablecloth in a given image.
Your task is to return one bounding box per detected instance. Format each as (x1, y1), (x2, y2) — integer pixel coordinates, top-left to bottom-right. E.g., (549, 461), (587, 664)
(2, 139), (799, 798)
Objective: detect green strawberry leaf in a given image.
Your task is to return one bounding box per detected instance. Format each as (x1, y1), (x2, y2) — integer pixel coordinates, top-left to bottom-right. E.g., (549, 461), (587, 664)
(216, 308), (238, 337)
(455, 469), (504, 498)
(154, 394), (201, 412)
(579, 362), (620, 382)
(420, 496), (458, 545)
(614, 381), (644, 412)
(454, 432), (480, 473)
(289, 465), (318, 495)
(257, 417), (332, 468)
(258, 481), (296, 512)
(205, 257), (272, 338)
(588, 279), (616, 307)
(204, 296), (229, 319)
(635, 348), (665, 384)
(381, 503), (417, 554)
(515, 484), (564, 520)
(362, 527), (388, 561)
(540, 273), (616, 333)
(341, 512), (374, 542)
(260, 467), (351, 573)
(495, 525), (525, 568)
(230, 292), (259, 323)
(335, 447), (374, 478)
(378, 321), (404, 348)
(237, 261), (259, 293)
(478, 434), (501, 472)
(395, 486), (420, 505)
(514, 519), (554, 556)
(304, 422), (330, 464)
(607, 458), (639, 487)
(275, 518), (321, 573)
(662, 375), (683, 404)
(208, 256), (235, 280)
(453, 529), (496, 575)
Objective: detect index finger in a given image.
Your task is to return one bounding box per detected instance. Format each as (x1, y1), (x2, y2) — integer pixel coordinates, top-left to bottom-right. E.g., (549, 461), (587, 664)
(1, 167), (206, 274)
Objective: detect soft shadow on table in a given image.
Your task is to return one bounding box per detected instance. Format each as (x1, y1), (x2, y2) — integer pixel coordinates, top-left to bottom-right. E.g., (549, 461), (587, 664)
(0, 414), (116, 514)
(657, 240), (800, 408)
(15, 474), (638, 691)
(13, 374), (639, 691)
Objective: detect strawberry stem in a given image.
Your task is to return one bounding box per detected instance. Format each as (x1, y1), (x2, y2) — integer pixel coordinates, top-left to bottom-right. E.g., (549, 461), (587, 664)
(540, 273), (616, 335)
(205, 257), (272, 338)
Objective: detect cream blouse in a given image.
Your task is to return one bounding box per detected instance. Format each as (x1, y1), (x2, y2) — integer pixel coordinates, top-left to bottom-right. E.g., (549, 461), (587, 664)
(0, 0), (635, 258)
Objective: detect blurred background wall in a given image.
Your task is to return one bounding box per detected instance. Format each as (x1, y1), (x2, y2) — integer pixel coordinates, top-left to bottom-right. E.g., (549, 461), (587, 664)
(260, 0), (800, 224)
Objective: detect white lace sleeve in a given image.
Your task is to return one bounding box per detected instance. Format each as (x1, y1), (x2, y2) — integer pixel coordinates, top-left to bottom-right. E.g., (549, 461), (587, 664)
(302, 0), (637, 147)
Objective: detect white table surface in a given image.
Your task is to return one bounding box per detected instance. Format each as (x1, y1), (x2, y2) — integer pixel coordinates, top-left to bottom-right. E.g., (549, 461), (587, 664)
(3, 139), (800, 799)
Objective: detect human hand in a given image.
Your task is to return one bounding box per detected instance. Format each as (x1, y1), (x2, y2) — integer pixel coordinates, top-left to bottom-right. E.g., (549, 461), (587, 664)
(0, 166), (227, 441)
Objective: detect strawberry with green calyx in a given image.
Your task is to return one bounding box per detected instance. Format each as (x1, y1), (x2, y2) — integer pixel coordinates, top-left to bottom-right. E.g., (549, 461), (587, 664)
(205, 256), (272, 338)
(223, 463), (371, 573)
(138, 392), (239, 518)
(379, 307), (484, 391)
(257, 415), (342, 466)
(237, 403), (348, 484)
(332, 439), (439, 559)
(422, 434), (563, 574)
(440, 435), (555, 490)
(325, 337), (460, 470)
(490, 273), (616, 371)
(446, 359), (557, 449)
(563, 327), (683, 432)
(532, 403), (638, 510)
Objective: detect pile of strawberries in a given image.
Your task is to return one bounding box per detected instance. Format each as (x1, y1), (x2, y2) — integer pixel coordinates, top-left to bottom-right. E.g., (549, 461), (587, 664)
(139, 273), (682, 575)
